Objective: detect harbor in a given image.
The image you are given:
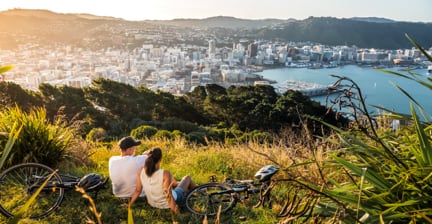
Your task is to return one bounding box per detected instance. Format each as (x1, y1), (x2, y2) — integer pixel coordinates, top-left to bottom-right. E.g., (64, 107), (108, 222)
(260, 65), (432, 115)
(277, 80), (336, 97)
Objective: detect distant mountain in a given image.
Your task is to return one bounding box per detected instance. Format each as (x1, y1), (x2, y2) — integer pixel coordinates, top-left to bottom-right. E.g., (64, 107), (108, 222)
(0, 8), (121, 20)
(250, 17), (432, 49)
(349, 17), (395, 23)
(0, 9), (431, 50)
(146, 16), (293, 29)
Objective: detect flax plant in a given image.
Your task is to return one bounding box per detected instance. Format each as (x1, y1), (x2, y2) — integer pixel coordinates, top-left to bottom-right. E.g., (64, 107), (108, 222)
(305, 35), (432, 223)
(0, 64), (17, 171)
(0, 122), (22, 170)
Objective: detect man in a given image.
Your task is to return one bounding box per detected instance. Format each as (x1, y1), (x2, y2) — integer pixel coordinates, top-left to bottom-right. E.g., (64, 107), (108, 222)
(109, 136), (147, 198)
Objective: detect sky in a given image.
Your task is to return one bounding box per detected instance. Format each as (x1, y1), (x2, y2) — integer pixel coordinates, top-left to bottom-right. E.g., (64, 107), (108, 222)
(0, 0), (431, 22)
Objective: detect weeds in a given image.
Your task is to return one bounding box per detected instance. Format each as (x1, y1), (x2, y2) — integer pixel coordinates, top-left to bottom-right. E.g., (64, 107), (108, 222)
(75, 186), (102, 224)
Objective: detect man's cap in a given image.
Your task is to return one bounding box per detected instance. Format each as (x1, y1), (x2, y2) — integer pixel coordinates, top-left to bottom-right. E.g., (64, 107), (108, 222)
(119, 136), (141, 150)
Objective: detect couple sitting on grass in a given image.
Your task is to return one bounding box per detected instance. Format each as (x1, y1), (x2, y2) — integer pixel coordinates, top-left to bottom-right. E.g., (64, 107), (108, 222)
(108, 136), (197, 214)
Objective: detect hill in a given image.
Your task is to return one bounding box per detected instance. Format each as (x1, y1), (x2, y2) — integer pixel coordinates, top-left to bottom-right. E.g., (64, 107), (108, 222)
(0, 9), (431, 49)
(145, 16), (292, 29)
(250, 16), (432, 49)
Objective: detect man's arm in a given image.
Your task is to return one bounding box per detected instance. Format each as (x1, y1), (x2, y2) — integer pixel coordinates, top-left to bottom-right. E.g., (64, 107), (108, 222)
(129, 171), (143, 206)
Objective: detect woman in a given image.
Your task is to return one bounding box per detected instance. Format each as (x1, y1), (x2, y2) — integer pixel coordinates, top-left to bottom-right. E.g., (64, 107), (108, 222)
(129, 147), (197, 214)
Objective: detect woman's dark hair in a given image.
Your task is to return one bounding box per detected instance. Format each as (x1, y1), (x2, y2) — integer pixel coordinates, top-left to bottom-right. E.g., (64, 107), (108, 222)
(144, 147), (162, 177)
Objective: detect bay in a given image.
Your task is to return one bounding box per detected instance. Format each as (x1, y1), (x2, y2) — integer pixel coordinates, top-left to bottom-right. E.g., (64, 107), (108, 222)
(259, 65), (431, 115)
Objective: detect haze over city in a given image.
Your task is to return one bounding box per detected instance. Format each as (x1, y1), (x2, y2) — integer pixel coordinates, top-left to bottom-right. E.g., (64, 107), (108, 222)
(1, 0), (431, 22)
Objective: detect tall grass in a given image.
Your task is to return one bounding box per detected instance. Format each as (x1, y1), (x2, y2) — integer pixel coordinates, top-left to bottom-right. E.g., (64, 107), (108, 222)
(83, 132), (337, 224)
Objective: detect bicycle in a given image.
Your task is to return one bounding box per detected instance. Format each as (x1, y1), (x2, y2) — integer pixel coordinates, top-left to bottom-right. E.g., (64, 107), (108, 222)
(185, 165), (280, 216)
(0, 162), (108, 219)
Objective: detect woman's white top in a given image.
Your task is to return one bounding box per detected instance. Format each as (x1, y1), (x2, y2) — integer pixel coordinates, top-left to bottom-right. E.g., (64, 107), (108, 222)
(140, 169), (173, 209)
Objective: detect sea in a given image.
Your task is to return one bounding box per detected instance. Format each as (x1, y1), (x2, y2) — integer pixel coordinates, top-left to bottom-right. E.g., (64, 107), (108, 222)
(258, 65), (432, 116)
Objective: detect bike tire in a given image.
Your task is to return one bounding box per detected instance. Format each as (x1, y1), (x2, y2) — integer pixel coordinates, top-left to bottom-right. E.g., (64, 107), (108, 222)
(0, 163), (65, 219)
(185, 182), (236, 216)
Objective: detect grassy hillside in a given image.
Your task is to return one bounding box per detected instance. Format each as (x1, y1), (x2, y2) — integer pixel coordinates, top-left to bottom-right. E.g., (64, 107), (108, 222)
(0, 111), (431, 223)
(0, 131), (333, 224)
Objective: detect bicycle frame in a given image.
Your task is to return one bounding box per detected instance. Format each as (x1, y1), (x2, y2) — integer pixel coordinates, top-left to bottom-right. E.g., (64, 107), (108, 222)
(27, 173), (80, 192)
(0, 162), (107, 219)
(185, 174), (276, 216)
(222, 178), (272, 207)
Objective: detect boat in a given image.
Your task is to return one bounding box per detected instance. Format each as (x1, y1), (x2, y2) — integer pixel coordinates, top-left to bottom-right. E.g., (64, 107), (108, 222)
(428, 65), (432, 74)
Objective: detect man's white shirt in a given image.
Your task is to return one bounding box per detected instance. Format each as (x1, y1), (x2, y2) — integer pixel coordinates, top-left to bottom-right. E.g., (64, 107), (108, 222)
(109, 155), (147, 198)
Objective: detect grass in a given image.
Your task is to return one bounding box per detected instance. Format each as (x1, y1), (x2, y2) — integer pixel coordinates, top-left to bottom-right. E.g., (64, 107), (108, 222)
(0, 131), (335, 224)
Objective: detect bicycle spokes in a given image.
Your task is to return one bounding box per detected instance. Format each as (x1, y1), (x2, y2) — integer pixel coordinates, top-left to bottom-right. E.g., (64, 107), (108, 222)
(0, 163), (65, 219)
(185, 183), (235, 216)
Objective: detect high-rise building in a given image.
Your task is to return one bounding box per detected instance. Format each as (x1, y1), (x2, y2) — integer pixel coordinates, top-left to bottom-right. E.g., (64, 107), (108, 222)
(208, 40), (216, 56)
(248, 43), (258, 57)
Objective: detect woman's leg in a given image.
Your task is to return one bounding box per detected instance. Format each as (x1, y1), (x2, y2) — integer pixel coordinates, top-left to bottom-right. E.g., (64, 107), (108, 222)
(177, 176), (197, 192)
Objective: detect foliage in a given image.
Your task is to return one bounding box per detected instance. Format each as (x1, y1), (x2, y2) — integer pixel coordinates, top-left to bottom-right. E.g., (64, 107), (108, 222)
(0, 106), (74, 168)
(0, 81), (42, 112)
(86, 127), (108, 142)
(158, 119), (200, 133)
(186, 131), (207, 145)
(75, 187), (103, 224)
(303, 35), (432, 223)
(0, 123), (22, 171)
(130, 125), (158, 139)
(39, 83), (99, 136)
(153, 130), (175, 139)
(0, 75), (347, 142)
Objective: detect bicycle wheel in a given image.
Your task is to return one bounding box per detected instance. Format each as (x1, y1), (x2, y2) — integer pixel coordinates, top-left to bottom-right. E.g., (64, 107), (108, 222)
(0, 163), (65, 219)
(185, 182), (236, 216)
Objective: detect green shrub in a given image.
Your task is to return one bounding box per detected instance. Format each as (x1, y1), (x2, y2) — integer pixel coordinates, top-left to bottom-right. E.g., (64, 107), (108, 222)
(186, 131), (207, 145)
(159, 118), (200, 133)
(171, 129), (183, 137)
(205, 127), (226, 141)
(153, 129), (174, 139)
(86, 127), (108, 142)
(130, 125), (158, 139)
(0, 106), (74, 168)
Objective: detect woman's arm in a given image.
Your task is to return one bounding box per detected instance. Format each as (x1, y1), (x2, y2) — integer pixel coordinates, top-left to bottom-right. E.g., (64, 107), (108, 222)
(163, 170), (179, 214)
(129, 170), (143, 206)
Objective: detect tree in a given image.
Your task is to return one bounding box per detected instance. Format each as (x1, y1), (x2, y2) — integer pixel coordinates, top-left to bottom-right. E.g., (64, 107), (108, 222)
(0, 82), (42, 112)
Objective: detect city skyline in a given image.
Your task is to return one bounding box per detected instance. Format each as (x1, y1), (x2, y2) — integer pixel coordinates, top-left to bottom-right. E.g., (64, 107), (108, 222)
(1, 0), (431, 22)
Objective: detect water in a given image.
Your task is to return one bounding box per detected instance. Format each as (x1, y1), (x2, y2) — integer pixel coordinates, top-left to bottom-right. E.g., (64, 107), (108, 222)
(259, 65), (432, 116)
